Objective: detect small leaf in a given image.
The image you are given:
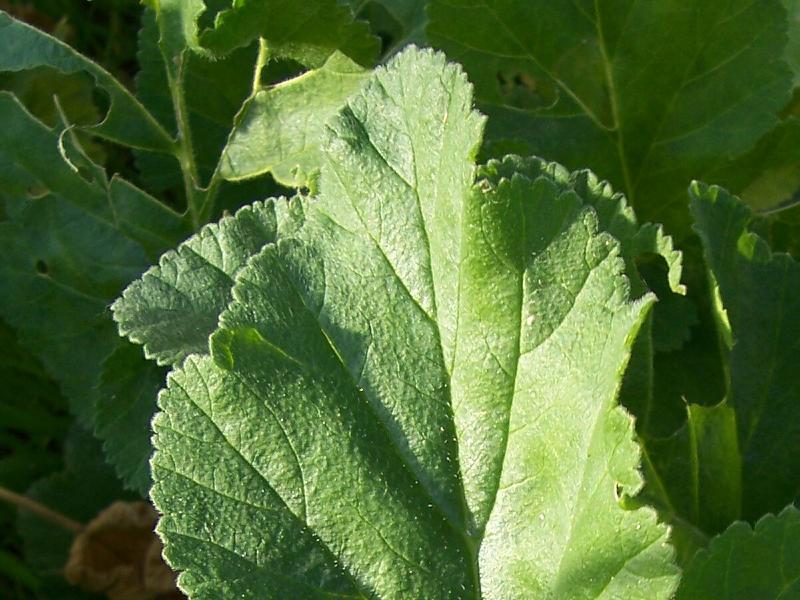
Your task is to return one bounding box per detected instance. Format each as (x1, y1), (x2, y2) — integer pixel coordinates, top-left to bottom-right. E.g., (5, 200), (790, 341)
(220, 52), (368, 187)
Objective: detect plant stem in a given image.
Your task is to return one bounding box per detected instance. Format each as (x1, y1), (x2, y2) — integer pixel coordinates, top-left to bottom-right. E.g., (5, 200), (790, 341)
(0, 486), (83, 534)
(167, 56), (204, 229)
(252, 37), (270, 95)
(199, 38), (271, 224)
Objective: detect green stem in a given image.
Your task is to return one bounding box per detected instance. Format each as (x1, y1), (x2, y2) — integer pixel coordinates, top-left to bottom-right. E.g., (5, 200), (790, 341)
(252, 37), (270, 95)
(167, 56), (204, 229)
(200, 168), (224, 224)
(199, 38), (271, 223)
(0, 486), (83, 534)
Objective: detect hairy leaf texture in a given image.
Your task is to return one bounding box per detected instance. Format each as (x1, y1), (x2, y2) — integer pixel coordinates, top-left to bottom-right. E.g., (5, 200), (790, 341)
(145, 47), (678, 599)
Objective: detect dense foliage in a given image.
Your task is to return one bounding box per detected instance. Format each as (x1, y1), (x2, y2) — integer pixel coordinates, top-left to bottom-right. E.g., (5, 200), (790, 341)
(1, 1), (800, 598)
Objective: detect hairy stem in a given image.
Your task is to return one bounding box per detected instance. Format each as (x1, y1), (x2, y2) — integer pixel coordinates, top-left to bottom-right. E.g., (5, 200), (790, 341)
(252, 37), (270, 94)
(167, 55), (204, 229)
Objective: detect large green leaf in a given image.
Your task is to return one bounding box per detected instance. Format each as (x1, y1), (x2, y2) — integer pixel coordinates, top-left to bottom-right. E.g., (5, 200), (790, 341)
(428, 0), (792, 237)
(676, 506), (800, 599)
(148, 47), (677, 599)
(0, 11), (172, 151)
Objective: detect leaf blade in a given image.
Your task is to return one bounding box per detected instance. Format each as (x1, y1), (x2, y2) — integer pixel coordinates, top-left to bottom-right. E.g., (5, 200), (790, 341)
(148, 47), (678, 598)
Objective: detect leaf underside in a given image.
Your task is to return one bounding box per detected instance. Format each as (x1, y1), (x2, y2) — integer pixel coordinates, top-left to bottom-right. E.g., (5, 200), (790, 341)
(147, 47), (678, 599)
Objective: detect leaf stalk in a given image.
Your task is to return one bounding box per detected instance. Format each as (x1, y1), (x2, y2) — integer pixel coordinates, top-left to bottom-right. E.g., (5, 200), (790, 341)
(0, 485), (83, 534)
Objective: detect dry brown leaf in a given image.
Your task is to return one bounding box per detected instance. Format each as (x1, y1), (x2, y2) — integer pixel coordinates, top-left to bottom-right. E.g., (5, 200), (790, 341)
(64, 501), (182, 600)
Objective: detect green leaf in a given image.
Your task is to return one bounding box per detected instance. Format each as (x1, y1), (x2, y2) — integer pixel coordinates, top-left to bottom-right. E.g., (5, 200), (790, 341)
(709, 116), (800, 213)
(0, 93), (186, 424)
(475, 155), (684, 299)
(676, 506), (800, 599)
(783, 0), (800, 85)
(636, 184), (800, 562)
(641, 402), (741, 563)
(348, 0), (428, 52)
(0, 10), (172, 151)
(145, 0), (207, 71)
(219, 52), (368, 187)
(141, 1), (378, 215)
(199, 0), (378, 66)
(428, 0), (793, 237)
(95, 344), (166, 496)
(690, 183), (800, 521)
(148, 47), (677, 598)
(135, 7), (285, 218)
(113, 200), (299, 367)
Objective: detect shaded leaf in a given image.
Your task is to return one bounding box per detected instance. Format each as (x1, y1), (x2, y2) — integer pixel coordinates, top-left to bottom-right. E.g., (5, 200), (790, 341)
(0, 10), (172, 151)
(0, 93), (186, 424)
(95, 346), (166, 496)
(691, 183), (800, 520)
(199, 0), (377, 66)
(641, 402), (741, 563)
(428, 0), (793, 237)
(676, 506), (800, 599)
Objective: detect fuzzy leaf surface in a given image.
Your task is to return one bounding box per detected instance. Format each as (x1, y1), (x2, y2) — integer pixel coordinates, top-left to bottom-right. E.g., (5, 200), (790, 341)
(113, 199), (305, 367)
(149, 47), (677, 599)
